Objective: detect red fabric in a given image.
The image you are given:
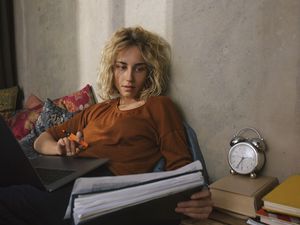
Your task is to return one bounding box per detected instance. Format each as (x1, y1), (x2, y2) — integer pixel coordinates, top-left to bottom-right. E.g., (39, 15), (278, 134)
(24, 94), (43, 109)
(7, 105), (43, 140)
(53, 84), (96, 112)
(7, 85), (96, 140)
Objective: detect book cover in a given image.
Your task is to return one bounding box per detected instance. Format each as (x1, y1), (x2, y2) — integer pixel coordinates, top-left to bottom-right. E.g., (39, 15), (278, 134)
(262, 175), (300, 218)
(210, 175), (278, 218)
(256, 208), (300, 225)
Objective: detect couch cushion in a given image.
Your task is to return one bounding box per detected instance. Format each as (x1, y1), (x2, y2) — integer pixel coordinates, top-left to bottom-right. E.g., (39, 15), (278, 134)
(8, 84), (96, 140)
(53, 84), (97, 112)
(0, 86), (19, 121)
(7, 94), (44, 140)
(19, 98), (74, 158)
(34, 99), (74, 134)
(24, 94), (43, 109)
(7, 105), (43, 140)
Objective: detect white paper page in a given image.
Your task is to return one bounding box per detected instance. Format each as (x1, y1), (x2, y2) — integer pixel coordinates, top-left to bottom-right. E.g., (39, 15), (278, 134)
(65, 160), (202, 218)
(73, 172), (203, 224)
(74, 180), (202, 225)
(74, 172), (201, 209)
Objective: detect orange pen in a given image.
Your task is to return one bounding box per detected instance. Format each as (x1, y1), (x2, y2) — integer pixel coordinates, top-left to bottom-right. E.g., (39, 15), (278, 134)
(62, 130), (89, 150)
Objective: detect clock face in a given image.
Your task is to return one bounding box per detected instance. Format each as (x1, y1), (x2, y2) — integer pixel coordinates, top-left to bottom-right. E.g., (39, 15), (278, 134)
(228, 142), (258, 175)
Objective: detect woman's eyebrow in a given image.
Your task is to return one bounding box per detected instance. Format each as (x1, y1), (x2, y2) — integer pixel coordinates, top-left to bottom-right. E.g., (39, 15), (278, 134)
(134, 62), (147, 66)
(115, 61), (127, 65)
(115, 61), (147, 66)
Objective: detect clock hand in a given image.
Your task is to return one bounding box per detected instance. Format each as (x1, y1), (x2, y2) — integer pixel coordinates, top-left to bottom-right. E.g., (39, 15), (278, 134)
(236, 157), (245, 168)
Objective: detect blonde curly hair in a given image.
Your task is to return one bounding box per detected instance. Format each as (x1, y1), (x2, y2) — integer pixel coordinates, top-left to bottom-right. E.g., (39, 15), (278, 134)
(96, 26), (171, 100)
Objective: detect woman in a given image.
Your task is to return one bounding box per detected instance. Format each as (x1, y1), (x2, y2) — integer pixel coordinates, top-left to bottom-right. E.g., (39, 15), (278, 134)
(1, 26), (212, 225)
(35, 26), (213, 221)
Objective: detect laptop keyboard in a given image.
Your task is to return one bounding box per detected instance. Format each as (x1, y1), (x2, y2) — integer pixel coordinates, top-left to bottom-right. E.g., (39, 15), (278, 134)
(35, 168), (75, 185)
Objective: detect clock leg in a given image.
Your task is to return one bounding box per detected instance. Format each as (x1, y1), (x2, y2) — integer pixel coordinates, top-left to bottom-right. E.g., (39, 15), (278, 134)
(230, 169), (237, 175)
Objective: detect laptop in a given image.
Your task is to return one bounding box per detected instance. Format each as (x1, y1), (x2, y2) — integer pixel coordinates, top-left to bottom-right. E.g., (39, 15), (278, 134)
(0, 115), (108, 192)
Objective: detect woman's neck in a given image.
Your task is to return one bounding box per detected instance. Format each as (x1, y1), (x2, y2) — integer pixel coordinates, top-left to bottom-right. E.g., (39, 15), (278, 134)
(118, 98), (146, 110)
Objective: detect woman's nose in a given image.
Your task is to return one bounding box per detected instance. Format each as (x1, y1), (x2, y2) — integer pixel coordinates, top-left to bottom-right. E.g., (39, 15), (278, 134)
(124, 67), (134, 81)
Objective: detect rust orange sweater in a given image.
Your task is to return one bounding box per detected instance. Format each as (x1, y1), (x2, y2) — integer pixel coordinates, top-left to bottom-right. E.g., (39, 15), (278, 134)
(47, 96), (192, 175)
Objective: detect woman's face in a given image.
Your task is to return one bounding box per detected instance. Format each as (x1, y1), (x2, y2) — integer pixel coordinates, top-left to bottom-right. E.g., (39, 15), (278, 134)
(113, 46), (148, 102)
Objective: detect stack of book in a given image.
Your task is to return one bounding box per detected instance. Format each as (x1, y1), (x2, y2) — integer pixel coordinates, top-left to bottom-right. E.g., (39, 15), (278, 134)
(209, 175), (278, 218)
(256, 175), (300, 225)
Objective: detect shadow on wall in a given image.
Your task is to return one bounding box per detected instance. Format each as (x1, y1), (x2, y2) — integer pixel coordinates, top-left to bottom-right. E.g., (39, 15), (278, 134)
(29, 0), (80, 98)
(108, 0), (125, 34)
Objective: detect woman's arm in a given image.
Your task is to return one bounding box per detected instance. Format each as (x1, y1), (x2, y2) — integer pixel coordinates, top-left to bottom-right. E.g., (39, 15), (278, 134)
(34, 131), (81, 156)
(150, 96), (193, 170)
(34, 106), (91, 156)
(151, 97), (213, 219)
(34, 131), (60, 155)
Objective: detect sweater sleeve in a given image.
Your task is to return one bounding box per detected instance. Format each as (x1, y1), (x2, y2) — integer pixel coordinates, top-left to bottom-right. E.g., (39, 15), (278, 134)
(150, 96), (192, 170)
(46, 100), (116, 141)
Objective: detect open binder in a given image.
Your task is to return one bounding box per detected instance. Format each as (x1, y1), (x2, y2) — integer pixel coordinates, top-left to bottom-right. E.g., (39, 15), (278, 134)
(65, 161), (205, 225)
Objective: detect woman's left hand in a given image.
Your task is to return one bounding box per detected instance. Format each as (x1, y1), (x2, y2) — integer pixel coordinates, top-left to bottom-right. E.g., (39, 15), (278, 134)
(175, 188), (213, 220)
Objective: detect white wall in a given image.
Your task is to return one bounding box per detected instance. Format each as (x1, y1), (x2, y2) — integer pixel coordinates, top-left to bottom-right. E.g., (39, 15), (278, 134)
(14, 0), (300, 182)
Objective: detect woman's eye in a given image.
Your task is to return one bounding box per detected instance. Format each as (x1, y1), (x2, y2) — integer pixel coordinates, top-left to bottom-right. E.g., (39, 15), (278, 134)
(115, 64), (127, 71)
(135, 66), (147, 73)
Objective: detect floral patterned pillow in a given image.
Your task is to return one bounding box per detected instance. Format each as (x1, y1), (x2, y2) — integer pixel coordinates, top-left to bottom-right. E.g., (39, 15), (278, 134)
(34, 99), (74, 134)
(7, 105), (43, 140)
(8, 84), (96, 140)
(53, 84), (97, 112)
(19, 98), (74, 159)
(6, 95), (44, 140)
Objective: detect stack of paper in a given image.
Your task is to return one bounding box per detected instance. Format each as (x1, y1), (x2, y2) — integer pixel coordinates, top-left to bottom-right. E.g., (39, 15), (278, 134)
(65, 161), (205, 225)
(256, 208), (300, 225)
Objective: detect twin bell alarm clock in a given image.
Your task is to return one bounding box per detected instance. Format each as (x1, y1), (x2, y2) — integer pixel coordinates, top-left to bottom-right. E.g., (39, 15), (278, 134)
(228, 127), (266, 178)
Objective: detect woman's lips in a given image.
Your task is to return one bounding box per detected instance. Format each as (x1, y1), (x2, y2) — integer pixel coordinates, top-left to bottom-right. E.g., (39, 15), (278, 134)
(122, 85), (135, 91)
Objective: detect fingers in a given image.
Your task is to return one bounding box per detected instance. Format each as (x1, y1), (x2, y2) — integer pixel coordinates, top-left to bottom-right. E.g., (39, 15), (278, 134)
(75, 131), (88, 150)
(175, 189), (213, 220)
(176, 196), (213, 209)
(57, 137), (78, 156)
(75, 131), (83, 151)
(190, 188), (211, 200)
(76, 131), (83, 140)
(175, 200), (213, 219)
(177, 189), (212, 207)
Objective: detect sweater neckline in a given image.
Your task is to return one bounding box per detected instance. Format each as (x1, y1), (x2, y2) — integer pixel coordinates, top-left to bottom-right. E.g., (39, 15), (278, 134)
(114, 97), (150, 113)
